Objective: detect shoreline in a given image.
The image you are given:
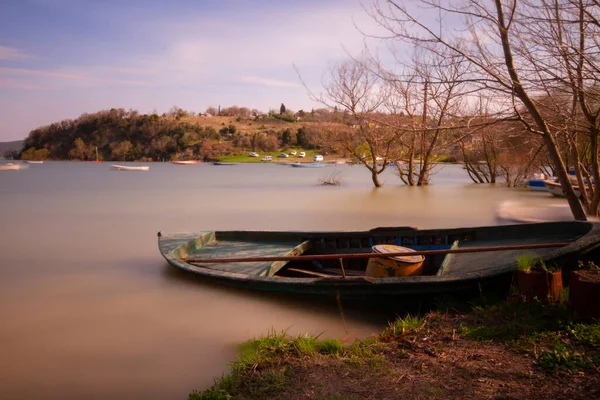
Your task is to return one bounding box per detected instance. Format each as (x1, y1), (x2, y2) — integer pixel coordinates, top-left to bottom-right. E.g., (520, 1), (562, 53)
(189, 297), (600, 400)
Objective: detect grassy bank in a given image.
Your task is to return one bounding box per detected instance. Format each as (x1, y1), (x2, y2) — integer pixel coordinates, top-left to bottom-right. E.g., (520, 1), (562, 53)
(220, 149), (320, 163)
(189, 298), (599, 400)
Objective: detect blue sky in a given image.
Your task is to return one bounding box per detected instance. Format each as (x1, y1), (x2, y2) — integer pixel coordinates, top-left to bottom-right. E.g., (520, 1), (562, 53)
(0, 0), (378, 141)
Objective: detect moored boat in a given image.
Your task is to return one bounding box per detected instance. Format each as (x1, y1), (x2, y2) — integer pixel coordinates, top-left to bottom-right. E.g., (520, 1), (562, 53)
(0, 162), (26, 171)
(23, 160), (44, 164)
(528, 173), (550, 191)
(495, 201), (575, 224)
(172, 160), (198, 165)
(158, 222), (600, 300)
(213, 161), (237, 166)
(543, 179), (582, 198)
(290, 162), (327, 168)
(111, 165), (150, 171)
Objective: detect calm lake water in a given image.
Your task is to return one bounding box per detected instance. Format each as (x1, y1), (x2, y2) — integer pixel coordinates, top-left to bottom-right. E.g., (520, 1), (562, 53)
(0, 162), (568, 399)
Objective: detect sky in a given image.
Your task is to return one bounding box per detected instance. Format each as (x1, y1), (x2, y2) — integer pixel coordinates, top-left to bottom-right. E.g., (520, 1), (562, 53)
(0, 0), (381, 141)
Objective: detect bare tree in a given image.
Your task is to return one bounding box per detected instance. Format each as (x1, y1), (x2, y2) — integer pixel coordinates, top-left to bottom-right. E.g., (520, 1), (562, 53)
(365, 0), (595, 219)
(310, 58), (398, 187)
(376, 46), (469, 185)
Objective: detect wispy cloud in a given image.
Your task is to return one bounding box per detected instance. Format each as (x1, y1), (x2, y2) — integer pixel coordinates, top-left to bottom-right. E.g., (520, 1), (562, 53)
(0, 67), (150, 87)
(240, 76), (301, 88)
(0, 78), (46, 90)
(0, 45), (32, 61)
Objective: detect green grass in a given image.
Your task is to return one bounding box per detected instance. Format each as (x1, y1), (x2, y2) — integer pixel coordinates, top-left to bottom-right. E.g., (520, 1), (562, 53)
(189, 299), (600, 399)
(188, 329), (373, 399)
(384, 314), (425, 337)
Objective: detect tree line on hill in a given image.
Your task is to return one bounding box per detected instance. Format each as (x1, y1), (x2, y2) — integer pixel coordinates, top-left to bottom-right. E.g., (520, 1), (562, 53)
(17, 108), (333, 163)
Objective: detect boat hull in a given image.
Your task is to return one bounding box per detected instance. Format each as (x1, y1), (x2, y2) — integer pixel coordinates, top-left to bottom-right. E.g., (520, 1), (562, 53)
(158, 222), (600, 300)
(290, 163), (327, 168)
(528, 179), (547, 191)
(543, 180), (581, 198)
(0, 163), (26, 171)
(111, 165), (150, 171)
(172, 161), (198, 165)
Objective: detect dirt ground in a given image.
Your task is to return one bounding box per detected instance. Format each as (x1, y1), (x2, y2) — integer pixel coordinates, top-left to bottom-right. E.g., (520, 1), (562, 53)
(241, 314), (600, 400)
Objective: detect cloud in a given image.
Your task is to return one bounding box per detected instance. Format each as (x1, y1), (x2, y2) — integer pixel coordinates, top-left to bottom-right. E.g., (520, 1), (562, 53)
(239, 76), (301, 88)
(0, 78), (46, 90)
(0, 45), (32, 61)
(0, 67), (150, 87)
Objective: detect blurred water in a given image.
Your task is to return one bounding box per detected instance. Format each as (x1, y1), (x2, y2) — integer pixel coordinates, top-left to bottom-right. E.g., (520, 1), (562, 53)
(0, 162), (568, 399)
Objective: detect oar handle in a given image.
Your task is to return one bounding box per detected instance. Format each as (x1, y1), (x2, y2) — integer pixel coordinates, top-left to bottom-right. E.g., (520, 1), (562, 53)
(183, 242), (570, 264)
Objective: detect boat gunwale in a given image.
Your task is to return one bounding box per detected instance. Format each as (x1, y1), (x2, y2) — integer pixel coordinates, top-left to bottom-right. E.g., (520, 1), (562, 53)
(158, 222), (600, 291)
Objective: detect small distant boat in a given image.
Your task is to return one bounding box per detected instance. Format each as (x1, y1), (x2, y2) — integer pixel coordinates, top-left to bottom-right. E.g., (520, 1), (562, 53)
(111, 165), (150, 171)
(543, 179), (581, 198)
(172, 160), (198, 165)
(290, 163), (327, 168)
(24, 160), (44, 164)
(496, 201), (575, 224)
(261, 156), (273, 162)
(528, 173), (550, 191)
(213, 161), (237, 166)
(0, 163), (26, 171)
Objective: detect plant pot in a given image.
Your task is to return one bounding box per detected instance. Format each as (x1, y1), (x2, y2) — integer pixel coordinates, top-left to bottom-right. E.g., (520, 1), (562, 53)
(516, 270), (563, 303)
(569, 270), (600, 319)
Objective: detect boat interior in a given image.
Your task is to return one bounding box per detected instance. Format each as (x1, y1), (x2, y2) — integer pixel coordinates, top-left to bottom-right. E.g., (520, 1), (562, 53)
(172, 223), (593, 279)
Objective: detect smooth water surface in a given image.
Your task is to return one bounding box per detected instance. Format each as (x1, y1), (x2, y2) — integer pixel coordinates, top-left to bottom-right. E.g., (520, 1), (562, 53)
(0, 162), (568, 399)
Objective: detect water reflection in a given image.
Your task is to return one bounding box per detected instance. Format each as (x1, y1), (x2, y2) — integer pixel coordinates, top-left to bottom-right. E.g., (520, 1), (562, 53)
(0, 162), (570, 399)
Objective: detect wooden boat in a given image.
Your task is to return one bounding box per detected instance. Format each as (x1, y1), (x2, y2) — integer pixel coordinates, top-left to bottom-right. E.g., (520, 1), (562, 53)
(111, 165), (150, 171)
(172, 160), (198, 165)
(158, 222), (600, 299)
(290, 162), (327, 168)
(543, 179), (582, 198)
(0, 163), (26, 171)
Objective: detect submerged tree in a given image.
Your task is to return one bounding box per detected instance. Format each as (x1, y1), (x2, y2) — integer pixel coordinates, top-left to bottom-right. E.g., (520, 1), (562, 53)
(364, 0), (600, 219)
(309, 58), (399, 187)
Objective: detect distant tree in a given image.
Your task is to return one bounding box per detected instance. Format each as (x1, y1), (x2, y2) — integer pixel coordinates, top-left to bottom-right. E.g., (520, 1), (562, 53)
(296, 127), (309, 147)
(205, 106), (218, 116)
(69, 138), (92, 160)
(2, 148), (18, 159)
(281, 128), (293, 146)
(280, 103), (286, 115)
(110, 140), (133, 161)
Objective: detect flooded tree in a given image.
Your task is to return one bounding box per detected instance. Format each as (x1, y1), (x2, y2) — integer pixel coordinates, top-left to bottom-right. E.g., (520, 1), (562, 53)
(364, 0), (600, 219)
(310, 58), (399, 187)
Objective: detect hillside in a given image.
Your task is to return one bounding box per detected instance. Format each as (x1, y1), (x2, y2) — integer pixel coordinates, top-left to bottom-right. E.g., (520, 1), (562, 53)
(18, 109), (349, 161)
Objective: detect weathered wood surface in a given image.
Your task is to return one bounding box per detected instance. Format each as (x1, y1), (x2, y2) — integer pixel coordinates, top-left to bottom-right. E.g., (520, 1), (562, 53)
(157, 221), (600, 298)
(183, 241), (570, 264)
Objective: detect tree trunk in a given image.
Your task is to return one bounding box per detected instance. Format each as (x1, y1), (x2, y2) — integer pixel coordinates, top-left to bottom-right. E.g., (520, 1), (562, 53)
(371, 168), (382, 187)
(542, 133), (587, 220)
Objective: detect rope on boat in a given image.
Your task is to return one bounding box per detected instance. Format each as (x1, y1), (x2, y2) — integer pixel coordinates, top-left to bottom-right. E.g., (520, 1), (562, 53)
(183, 241), (570, 264)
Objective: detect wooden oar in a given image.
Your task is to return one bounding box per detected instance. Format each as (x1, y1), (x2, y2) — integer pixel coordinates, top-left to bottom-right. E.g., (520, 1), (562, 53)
(183, 241), (570, 264)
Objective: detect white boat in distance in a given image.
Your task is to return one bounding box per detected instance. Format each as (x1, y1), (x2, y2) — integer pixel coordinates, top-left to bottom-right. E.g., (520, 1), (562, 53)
(543, 179), (582, 198)
(111, 165), (150, 171)
(24, 160), (44, 164)
(172, 160), (198, 165)
(290, 162), (327, 168)
(0, 163), (27, 171)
